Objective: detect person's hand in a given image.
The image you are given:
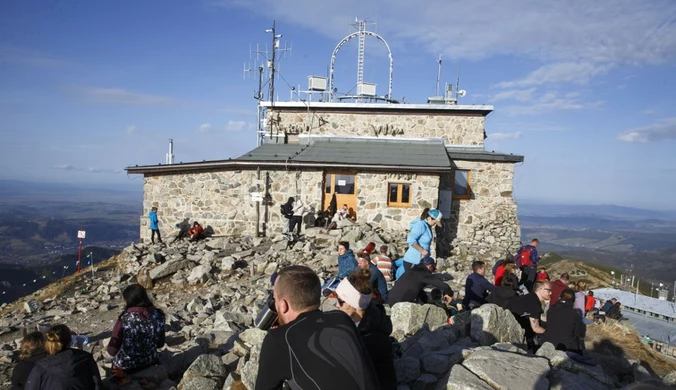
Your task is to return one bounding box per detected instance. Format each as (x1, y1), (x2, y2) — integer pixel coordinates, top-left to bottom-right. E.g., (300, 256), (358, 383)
(443, 295), (452, 304)
(421, 249), (429, 256)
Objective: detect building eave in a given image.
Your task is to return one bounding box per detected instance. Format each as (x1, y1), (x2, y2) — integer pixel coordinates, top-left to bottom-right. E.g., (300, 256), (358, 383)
(260, 101), (493, 116)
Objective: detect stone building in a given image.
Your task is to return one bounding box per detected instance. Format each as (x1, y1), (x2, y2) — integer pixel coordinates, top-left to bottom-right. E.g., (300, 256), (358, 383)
(126, 101), (524, 260)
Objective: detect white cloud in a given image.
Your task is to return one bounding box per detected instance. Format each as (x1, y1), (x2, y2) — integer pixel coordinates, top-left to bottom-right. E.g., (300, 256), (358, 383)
(0, 44), (70, 67)
(225, 120), (254, 132)
(618, 118), (676, 143)
(126, 125), (137, 134)
(196, 123), (212, 133)
(68, 86), (177, 107)
(501, 92), (604, 116)
(487, 131), (523, 141)
(642, 110), (658, 115)
(496, 62), (612, 88)
(52, 164), (76, 171)
(490, 88), (536, 102)
(51, 164), (121, 173)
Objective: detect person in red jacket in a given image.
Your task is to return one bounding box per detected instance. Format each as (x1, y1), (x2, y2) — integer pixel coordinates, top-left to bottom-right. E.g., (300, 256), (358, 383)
(537, 267), (550, 281)
(585, 291), (596, 313)
(550, 273), (570, 305)
(188, 221), (205, 242)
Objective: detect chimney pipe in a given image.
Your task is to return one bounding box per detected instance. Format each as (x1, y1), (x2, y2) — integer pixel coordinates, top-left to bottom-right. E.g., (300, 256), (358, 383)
(166, 139), (174, 164)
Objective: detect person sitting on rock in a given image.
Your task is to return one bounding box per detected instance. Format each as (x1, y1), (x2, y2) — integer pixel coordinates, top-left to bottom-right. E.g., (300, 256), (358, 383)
(430, 288), (457, 317)
(321, 241), (358, 296)
(606, 301), (623, 320)
(493, 258), (515, 286)
(549, 273), (570, 306)
(506, 280), (552, 353)
(487, 274), (518, 309)
(325, 204), (349, 231)
(25, 325), (101, 390)
(171, 218), (191, 243)
(188, 221), (205, 242)
(355, 252), (388, 303)
(537, 267), (550, 281)
(585, 291), (596, 314)
(600, 297), (616, 314)
(107, 284), (166, 382)
(335, 269), (397, 390)
(371, 245), (393, 283)
(543, 288), (585, 355)
(11, 332), (46, 390)
(256, 265), (379, 390)
(462, 261), (497, 310)
(387, 256), (453, 306)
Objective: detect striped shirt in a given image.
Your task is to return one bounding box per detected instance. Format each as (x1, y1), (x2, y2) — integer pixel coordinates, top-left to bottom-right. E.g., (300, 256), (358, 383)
(372, 255), (393, 282)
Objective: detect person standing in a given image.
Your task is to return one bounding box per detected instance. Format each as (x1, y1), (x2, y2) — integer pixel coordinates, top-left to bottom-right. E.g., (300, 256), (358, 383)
(289, 199), (306, 236)
(395, 208), (442, 279)
(280, 197), (295, 237)
(256, 266), (379, 390)
(148, 207), (162, 244)
(516, 238), (540, 292)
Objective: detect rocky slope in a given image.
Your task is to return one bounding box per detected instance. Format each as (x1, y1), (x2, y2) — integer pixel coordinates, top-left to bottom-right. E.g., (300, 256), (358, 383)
(0, 222), (673, 390)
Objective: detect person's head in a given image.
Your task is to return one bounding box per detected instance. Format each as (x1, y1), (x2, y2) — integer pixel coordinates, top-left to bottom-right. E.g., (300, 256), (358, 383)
(576, 281), (587, 292)
(533, 280), (552, 302)
(530, 238), (540, 247)
(122, 284), (154, 310)
(151, 206), (157, 212)
(430, 288), (443, 302)
(19, 331), (45, 360)
(538, 267), (546, 273)
(337, 241), (349, 256)
(421, 255), (437, 271)
(559, 288), (576, 302)
(342, 204), (348, 211)
(379, 245), (389, 255)
(587, 291), (594, 297)
(567, 282), (576, 289)
(472, 261), (485, 275)
(504, 263), (516, 274)
(356, 252), (371, 270)
(273, 266), (320, 325)
(45, 325), (72, 355)
(423, 209), (443, 227)
(335, 269), (372, 320)
(615, 301), (622, 308)
(287, 197), (294, 204)
(611, 297), (617, 304)
(501, 275), (516, 289)
(193, 221), (200, 226)
(559, 273), (570, 282)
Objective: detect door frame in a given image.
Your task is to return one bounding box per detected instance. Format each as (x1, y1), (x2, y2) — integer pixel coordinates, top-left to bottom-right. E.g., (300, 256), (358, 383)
(322, 171), (358, 220)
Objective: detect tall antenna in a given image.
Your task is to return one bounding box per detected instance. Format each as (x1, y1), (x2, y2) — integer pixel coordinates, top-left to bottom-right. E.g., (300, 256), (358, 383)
(353, 18), (367, 87)
(435, 54), (443, 97)
(165, 139), (174, 164)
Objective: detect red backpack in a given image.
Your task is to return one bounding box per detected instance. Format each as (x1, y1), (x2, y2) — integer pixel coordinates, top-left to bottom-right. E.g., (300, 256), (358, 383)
(516, 246), (534, 268)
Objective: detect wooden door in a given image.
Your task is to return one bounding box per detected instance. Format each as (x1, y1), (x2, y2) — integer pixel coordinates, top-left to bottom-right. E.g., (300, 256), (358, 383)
(323, 172), (358, 220)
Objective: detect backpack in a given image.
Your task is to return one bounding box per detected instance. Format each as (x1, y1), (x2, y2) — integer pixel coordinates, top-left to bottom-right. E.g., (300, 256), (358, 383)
(516, 246), (534, 268)
(280, 203), (292, 218)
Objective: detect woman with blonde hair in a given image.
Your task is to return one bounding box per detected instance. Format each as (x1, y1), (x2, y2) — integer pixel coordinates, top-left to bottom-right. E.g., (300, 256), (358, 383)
(25, 324), (101, 389)
(11, 332), (46, 390)
(335, 269), (396, 390)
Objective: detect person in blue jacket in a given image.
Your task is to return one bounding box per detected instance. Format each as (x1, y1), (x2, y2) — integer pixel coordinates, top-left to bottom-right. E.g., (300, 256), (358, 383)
(395, 208), (443, 279)
(337, 241), (358, 279)
(148, 207), (162, 244)
(462, 261), (497, 309)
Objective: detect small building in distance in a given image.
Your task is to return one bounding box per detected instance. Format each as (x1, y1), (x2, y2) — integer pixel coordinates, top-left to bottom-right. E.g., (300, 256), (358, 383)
(126, 21), (524, 260)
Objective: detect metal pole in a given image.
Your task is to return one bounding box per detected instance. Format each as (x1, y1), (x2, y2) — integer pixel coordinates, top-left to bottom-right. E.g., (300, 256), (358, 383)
(77, 238), (82, 273)
(90, 252), (94, 281)
(256, 167), (261, 237)
(269, 20), (276, 106)
(651, 283), (654, 298)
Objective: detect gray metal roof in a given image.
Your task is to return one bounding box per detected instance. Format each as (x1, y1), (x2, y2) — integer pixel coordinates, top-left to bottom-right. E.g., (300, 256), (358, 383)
(593, 288), (676, 320)
(446, 147), (524, 163)
(237, 138), (452, 168)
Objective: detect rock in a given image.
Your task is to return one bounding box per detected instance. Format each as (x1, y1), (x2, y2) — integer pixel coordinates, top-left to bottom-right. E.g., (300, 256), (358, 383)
(470, 304), (524, 346)
(129, 364), (168, 384)
(136, 269), (153, 289)
(536, 343), (615, 387)
(24, 300), (43, 314)
(201, 251), (217, 265)
(239, 328), (267, 346)
(421, 353), (449, 374)
(240, 344), (262, 390)
(178, 376), (220, 390)
(412, 373), (437, 390)
(462, 349), (550, 390)
(391, 303), (449, 336)
(149, 259), (190, 280)
(446, 364), (494, 390)
(221, 256), (235, 271)
(394, 356), (421, 384)
(181, 354), (228, 386)
(547, 368), (610, 390)
(187, 264), (211, 284)
(664, 371), (676, 386)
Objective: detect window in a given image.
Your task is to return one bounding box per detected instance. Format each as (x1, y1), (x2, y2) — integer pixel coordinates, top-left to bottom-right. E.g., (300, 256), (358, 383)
(333, 174), (355, 194)
(453, 170), (471, 200)
(388, 183), (411, 207)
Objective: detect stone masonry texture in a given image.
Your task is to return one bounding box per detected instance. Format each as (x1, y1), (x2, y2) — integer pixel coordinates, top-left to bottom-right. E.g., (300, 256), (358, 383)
(265, 109), (486, 146)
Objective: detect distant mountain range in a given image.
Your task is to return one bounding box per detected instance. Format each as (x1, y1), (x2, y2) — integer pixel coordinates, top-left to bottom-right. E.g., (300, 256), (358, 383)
(517, 202), (676, 221)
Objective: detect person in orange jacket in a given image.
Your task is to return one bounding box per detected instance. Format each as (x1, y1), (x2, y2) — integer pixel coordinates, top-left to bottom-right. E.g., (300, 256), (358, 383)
(188, 221), (205, 242)
(585, 291), (596, 313)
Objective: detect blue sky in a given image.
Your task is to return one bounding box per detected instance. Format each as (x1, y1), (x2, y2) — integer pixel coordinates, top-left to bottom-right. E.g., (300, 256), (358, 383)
(1, 1), (675, 209)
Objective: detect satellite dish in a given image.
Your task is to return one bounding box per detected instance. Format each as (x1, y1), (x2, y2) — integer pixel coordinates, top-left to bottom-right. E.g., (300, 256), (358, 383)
(457, 90), (467, 97)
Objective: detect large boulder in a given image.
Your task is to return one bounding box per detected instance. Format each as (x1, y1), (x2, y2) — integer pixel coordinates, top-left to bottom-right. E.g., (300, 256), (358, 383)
(240, 344), (262, 390)
(447, 364), (494, 390)
(187, 264), (211, 284)
(536, 342), (615, 387)
(181, 353), (228, 387)
(178, 376), (220, 390)
(470, 304), (524, 346)
(136, 269), (153, 290)
(461, 349), (550, 390)
(149, 259), (190, 280)
(391, 303), (449, 336)
(547, 368), (611, 390)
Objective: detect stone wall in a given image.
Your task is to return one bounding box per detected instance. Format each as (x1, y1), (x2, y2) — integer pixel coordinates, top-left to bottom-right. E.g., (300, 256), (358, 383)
(356, 173), (440, 231)
(438, 161), (521, 260)
(266, 109), (486, 145)
(140, 170), (324, 242)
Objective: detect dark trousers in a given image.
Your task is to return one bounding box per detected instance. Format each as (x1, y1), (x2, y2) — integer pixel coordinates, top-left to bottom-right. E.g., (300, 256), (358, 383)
(520, 266), (537, 292)
(289, 216), (302, 235)
(151, 229), (162, 243)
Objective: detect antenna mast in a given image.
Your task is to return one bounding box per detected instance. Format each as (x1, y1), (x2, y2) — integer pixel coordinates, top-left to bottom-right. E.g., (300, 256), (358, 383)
(165, 139), (174, 164)
(354, 18), (367, 87)
(435, 54), (443, 97)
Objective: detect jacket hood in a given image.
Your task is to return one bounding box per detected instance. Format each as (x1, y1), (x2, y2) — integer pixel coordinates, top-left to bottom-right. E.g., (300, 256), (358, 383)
(409, 218), (424, 229)
(35, 349), (92, 378)
(360, 304), (392, 335)
(339, 249), (355, 259)
(126, 306), (156, 320)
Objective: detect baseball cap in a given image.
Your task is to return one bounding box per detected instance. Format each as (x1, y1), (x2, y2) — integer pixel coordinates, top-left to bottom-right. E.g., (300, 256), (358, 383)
(428, 209), (443, 227)
(421, 255), (437, 268)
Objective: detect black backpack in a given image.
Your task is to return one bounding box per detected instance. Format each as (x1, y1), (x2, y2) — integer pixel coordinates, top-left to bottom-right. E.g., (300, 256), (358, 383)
(280, 203), (292, 218)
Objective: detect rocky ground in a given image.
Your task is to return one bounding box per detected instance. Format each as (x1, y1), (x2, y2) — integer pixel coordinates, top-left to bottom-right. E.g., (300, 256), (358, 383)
(0, 221), (674, 390)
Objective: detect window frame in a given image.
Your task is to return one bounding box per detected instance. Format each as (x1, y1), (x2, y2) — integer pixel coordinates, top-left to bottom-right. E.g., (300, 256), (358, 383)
(452, 170), (471, 200)
(387, 182), (412, 207)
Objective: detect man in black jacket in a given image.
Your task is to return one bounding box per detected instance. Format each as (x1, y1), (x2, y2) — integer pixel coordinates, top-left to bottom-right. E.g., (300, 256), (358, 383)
(543, 288), (586, 354)
(256, 265), (379, 390)
(387, 256), (453, 306)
